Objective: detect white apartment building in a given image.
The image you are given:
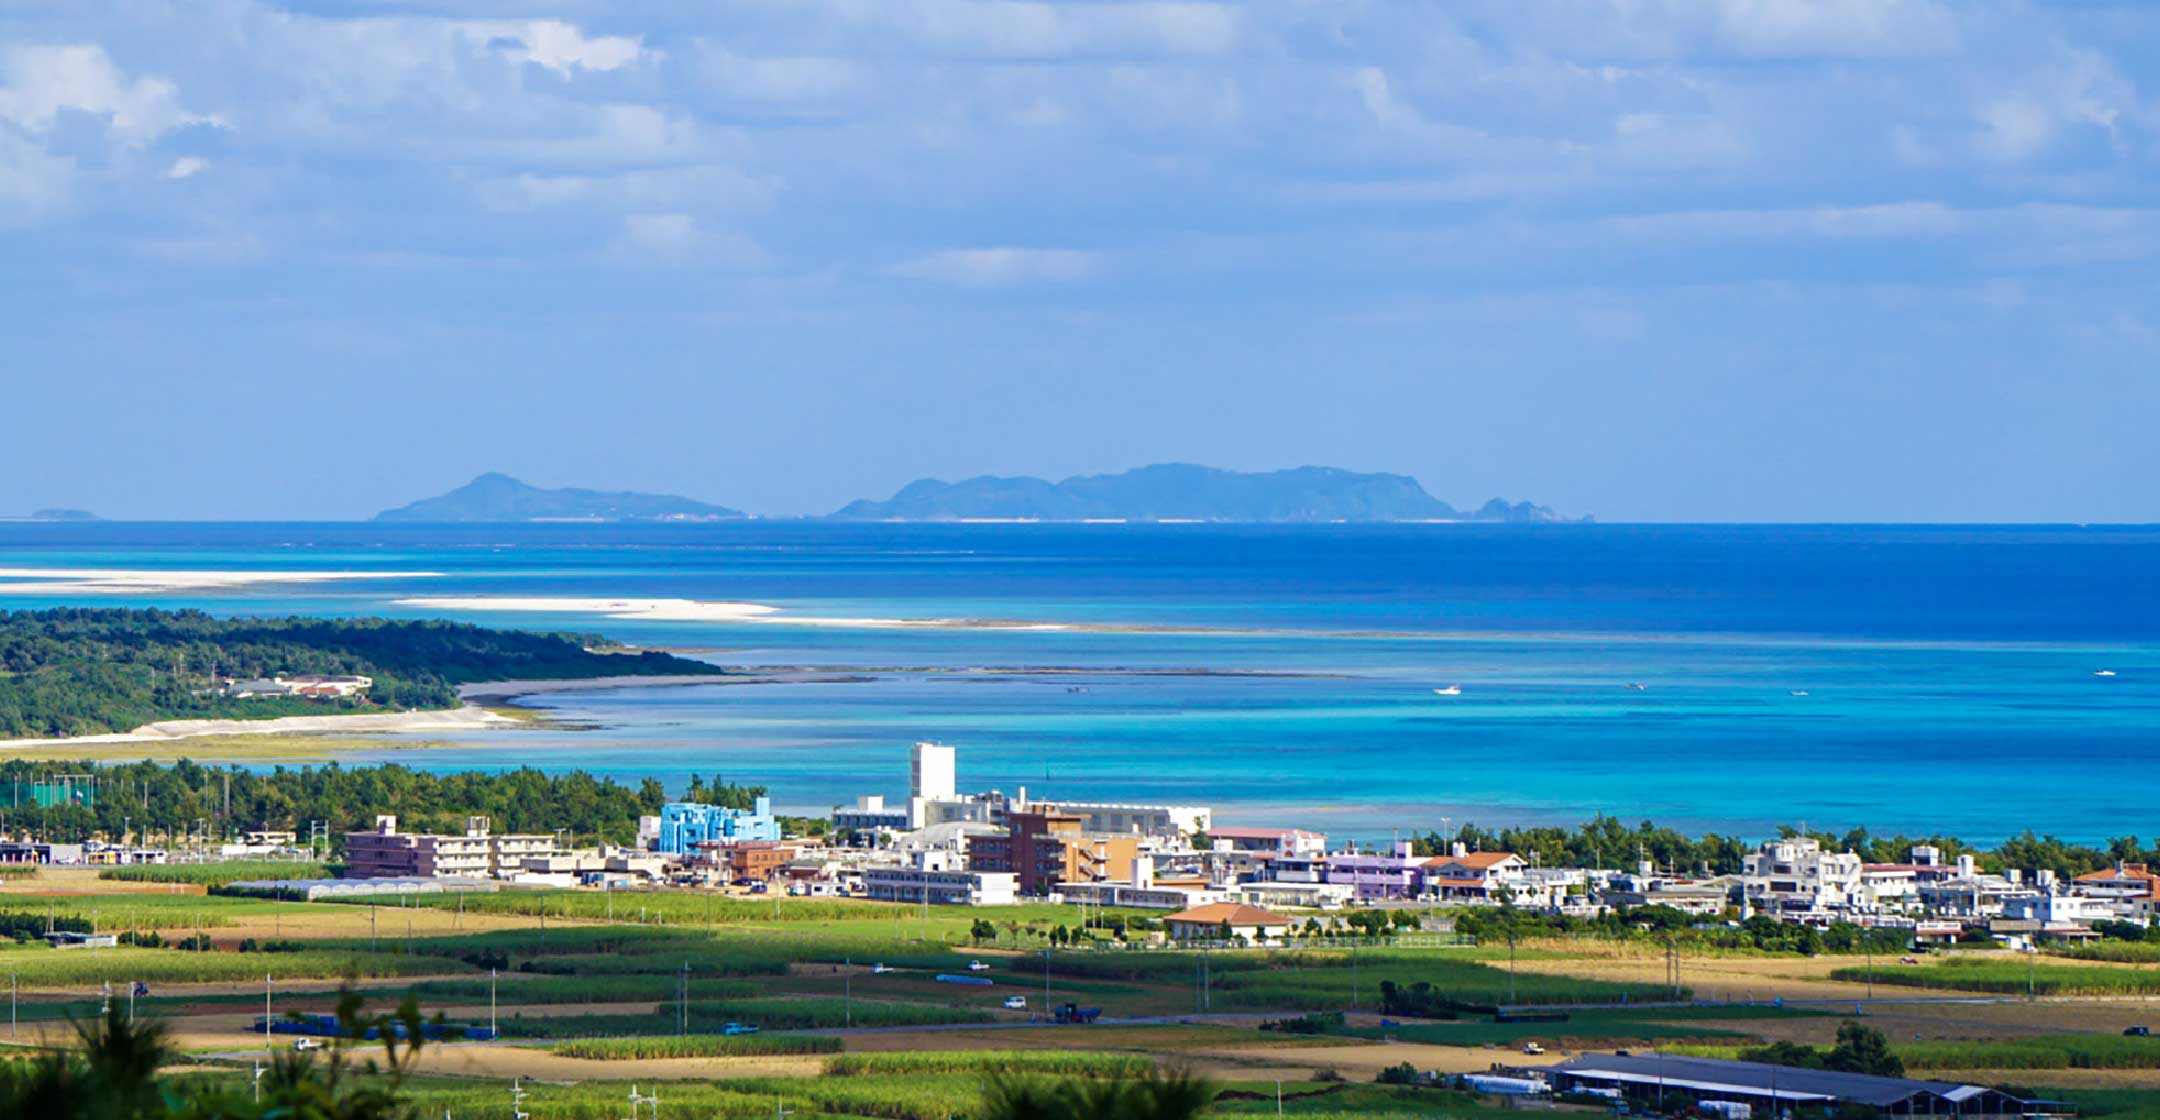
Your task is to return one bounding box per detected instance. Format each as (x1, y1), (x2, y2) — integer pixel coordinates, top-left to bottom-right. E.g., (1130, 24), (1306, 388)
(861, 863), (1017, 906)
(1743, 838), (1863, 919)
(907, 742), (957, 828)
(344, 815), (557, 880)
(1914, 855), (2039, 918)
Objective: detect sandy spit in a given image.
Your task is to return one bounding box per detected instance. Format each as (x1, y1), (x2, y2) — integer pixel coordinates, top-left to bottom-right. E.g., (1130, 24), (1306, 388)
(0, 706), (514, 750)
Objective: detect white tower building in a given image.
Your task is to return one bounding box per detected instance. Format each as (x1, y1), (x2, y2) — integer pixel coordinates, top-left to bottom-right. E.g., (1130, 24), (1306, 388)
(908, 741), (957, 827)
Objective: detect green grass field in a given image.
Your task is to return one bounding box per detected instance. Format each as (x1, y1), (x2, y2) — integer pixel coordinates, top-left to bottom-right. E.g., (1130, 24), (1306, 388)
(549, 1033), (841, 1060)
(101, 861), (329, 887)
(1346, 1005), (1830, 1048)
(2049, 941), (2160, 964)
(0, 944), (456, 985)
(825, 1051), (1152, 1077)
(399, 1076), (1540, 1120)
(1830, 957), (2160, 996)
(1894, 1033), (2160, 1071)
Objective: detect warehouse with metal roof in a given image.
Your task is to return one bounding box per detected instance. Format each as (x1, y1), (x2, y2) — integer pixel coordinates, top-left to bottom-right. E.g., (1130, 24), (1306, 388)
(1535, 1052), (2061, 1117)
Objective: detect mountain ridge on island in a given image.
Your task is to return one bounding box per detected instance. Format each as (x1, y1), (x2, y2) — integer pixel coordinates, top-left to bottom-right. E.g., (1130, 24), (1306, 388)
(828, 464), (1570, 523)
(373, 473), (746, 523)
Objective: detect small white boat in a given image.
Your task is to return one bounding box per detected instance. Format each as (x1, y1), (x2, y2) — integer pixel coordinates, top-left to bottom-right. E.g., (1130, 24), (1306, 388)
(1789, 690), (1810, 697)
(1431, 686), (1462, 696)
(1623, 683), (1647, 691)
(2094, 670), (2117, 677)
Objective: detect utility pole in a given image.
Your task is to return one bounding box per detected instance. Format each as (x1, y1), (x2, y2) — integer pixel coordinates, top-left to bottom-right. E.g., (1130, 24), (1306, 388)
(491, 967), (498, 1038)
(264, 974), (272, 1051)
(1865, 930), (1874, 1000)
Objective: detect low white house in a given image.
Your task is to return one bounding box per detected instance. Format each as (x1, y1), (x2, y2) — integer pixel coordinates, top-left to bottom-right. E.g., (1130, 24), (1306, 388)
(1164, 902), (1293, 943)
(861, 865), (1018, 906)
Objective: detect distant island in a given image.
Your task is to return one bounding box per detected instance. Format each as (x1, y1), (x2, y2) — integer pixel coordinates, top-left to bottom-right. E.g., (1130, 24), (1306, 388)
(374, 473), (745, 523)
(830, 464), (1569, 523)
(0, 608), (715, 739)
(376, 465), (1572, 524)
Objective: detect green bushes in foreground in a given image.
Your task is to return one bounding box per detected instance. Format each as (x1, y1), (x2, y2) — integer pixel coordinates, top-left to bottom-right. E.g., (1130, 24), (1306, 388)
(550, 1033), (839, 1060)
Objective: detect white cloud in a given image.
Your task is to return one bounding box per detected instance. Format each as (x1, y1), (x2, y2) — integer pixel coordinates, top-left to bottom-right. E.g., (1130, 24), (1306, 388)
(606, 212), (772, 268)
(1346, 67), (1489, 152)
(165, 156), (208, 180)
(890, 247), (1098, 286)
(139, 231), (265, 263)
(1702, 0), (1957, 59)
(696, 45), (865, 106)
(472, 20), (647, 75)
(0, 43), (213, 144)
(471, 165), (782, 214)
(1977, 95), (2053, 161)
(1605, 201), (1962, 242)
(1607, 110), (1750, 169)
(797, 0), (1239, 58)
(0, 127), (74, 224)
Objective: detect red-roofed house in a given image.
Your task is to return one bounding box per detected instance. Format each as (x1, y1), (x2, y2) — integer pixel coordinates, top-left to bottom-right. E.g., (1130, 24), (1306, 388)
(1421, 850), (1529, 902)
(2074, 863), (2159, 916)
(1164, 902), (1293, 943)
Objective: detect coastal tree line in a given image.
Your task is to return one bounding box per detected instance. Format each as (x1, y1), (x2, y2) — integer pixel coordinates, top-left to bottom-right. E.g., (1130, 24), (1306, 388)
(0, 607), (711, 738)
(1413, 815), (2157, 880)
(0, 759), (829, 850)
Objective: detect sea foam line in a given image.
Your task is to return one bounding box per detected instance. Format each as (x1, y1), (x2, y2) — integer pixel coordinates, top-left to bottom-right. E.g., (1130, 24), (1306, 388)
(0, 567), (440, 595)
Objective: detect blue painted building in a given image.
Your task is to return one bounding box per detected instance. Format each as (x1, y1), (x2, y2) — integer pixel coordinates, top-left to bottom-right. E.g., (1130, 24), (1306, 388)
(655, 798), (779, 853)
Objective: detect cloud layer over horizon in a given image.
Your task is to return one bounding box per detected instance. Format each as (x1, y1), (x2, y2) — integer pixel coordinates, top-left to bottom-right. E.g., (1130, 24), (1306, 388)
(3, 1), (2156, 521)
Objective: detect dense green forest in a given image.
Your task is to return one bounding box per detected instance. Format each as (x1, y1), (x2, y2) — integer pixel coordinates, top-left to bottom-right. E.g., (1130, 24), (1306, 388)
(0, 759), (743, 848)
(0, 608), (714, 738)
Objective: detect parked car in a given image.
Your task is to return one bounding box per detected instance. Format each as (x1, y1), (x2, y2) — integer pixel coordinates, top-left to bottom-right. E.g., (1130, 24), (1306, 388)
(2125, 1026), (2151, 1037)
(1521, 1042), (1545, 1056)
(1002, 996), (1028, 1010)
(292, 1038), (322, 1052)
(967, 960), (991, 972)
(871, 963), (893, 974)
(721, 1022), (760, 1036)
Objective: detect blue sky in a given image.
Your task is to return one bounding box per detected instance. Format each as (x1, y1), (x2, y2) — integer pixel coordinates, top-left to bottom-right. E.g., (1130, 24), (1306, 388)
(2, 1), (2156, 522)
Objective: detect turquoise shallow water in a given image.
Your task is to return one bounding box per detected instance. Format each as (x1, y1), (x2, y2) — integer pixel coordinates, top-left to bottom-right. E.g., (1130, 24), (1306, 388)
(1, 522), (2155, 842)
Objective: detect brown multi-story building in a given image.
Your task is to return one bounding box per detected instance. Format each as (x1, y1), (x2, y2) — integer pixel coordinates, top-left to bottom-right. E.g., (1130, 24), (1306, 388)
(697, 840), (797, 882)
(344, 815), (557, 879)
(967, 807), (1141, 896)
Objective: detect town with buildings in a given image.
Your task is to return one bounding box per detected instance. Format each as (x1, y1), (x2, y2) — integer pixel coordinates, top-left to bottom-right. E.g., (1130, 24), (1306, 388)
(8, 740), (2149, 1115)
(4, 742), (2119, 952)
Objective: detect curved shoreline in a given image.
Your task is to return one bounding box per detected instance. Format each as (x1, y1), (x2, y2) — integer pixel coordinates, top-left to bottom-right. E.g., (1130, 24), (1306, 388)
(0, 705), (517, 750)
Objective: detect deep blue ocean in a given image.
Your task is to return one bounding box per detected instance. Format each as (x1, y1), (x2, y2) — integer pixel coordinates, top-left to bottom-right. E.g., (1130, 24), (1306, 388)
(2, 522), (2155, 844)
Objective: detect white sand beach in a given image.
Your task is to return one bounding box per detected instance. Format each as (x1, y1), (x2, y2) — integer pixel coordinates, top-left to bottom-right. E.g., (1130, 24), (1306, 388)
(0, 706), (513, 750)
(0, 567), (437, 594)
(393, 595), (1076, 632)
